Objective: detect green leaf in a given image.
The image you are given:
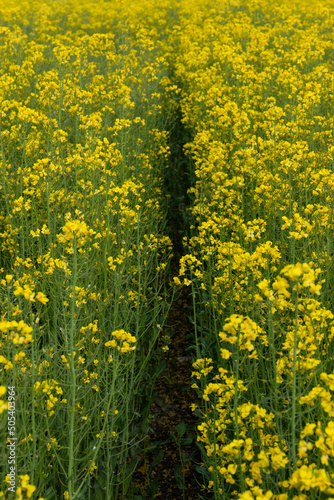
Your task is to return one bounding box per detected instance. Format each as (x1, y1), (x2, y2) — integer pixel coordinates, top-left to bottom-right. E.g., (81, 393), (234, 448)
(149, 448), (164, 470)
(181, 434), (193, 445)
(195, 465), (210, 479)
(176, 421), (187, 437)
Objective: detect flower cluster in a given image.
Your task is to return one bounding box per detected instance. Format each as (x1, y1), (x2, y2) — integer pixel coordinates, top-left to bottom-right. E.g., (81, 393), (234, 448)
(105, 330), (137, 353)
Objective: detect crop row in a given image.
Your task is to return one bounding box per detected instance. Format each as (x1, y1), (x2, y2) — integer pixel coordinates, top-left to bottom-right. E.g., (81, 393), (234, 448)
(174, 0), (334, 498)
(0, 1), (178, 498)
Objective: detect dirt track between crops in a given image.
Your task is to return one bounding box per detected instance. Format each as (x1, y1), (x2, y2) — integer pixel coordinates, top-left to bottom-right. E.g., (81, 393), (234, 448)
(132, 280), (206, 499)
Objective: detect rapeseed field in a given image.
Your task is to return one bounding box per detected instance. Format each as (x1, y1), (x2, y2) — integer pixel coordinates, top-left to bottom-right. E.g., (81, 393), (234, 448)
(1, 0), (334, 498)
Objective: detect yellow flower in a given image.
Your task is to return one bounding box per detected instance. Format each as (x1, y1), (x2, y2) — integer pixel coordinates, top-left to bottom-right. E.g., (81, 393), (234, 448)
(36, 292), (49, 304)
(26, 484), (36, 498)
(0, 400), (8, 413)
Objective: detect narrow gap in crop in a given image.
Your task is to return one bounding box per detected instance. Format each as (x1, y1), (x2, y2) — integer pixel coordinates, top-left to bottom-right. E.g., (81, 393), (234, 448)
(164, 107), (192, 254)
(130, 103), (209, 499)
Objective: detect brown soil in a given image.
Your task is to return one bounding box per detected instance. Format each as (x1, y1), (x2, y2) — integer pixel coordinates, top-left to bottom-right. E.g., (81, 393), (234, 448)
(131, 282), (207, 499)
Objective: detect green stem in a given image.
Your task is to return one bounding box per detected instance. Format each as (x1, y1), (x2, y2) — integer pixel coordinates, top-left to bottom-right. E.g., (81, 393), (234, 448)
(291, 285), (299, 470)
(191, 278), (200, 359)
(68, 237), (78, 498)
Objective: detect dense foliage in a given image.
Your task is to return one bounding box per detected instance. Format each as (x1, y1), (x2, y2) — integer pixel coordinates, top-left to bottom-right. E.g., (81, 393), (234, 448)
(1, 0), (334, 498)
